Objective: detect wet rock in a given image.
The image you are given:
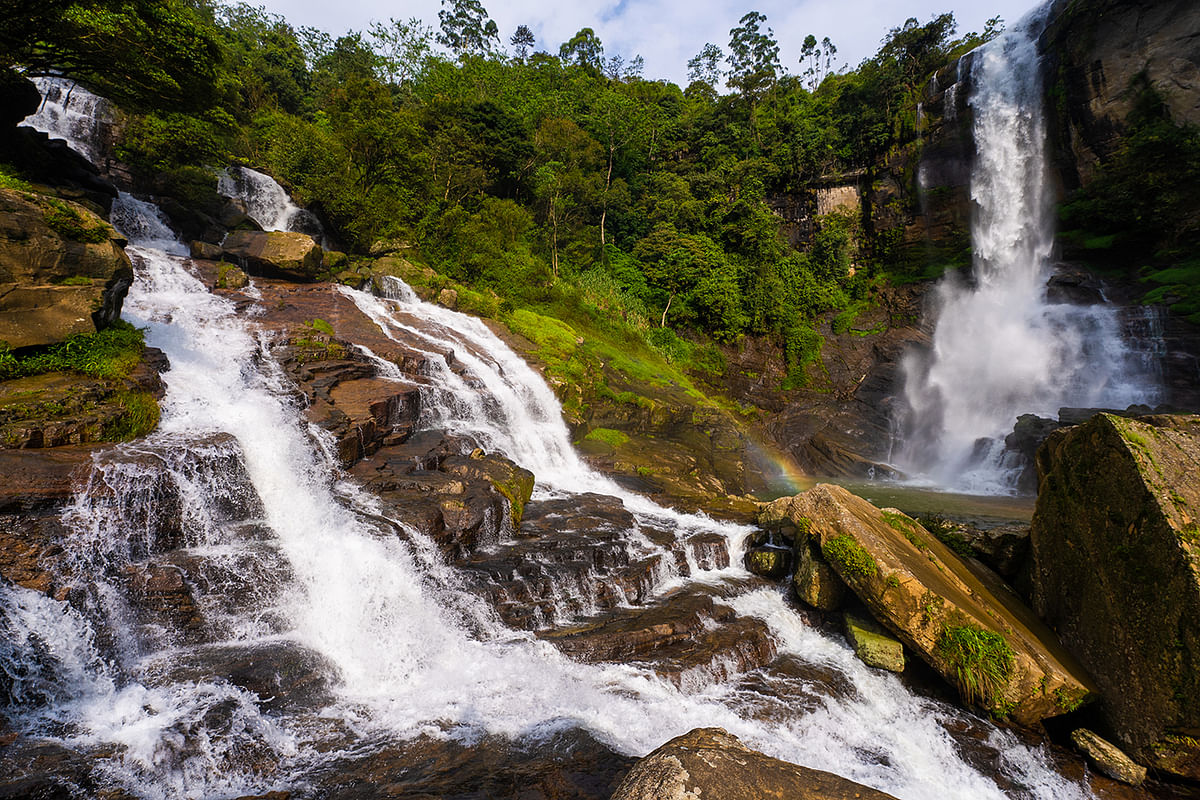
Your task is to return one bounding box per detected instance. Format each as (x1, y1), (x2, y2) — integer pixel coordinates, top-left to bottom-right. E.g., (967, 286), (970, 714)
(743, 545), (790, 579)
(1046, 265), (1106, 305)
(216, 263), (249, 290)
(0, 188), (133, 348)
(844, 611), (905, 672)
(1032, 413), (1200, 775)
(792, 537), (847, 611)
(221, 230), (323, 282)
(1070, 729), (1147, 786)
(189, 240), (223, 260)
(122, 561), (207, 644)
(442, 452), (535, 527)
(436, 287), (458, 309)
(763, 484), (1095, 724)
(611, 727), (899, 800)
(153, 640), (336, 712)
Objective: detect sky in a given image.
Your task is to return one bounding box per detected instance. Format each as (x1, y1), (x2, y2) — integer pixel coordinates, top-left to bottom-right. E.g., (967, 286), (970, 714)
(252, 0), (1039, 85)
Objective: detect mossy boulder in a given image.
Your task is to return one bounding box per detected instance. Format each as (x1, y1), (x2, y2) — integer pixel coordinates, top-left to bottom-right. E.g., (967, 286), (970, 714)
(1031, 413), (1200, 776)
(220, 229), (322, 282)
(762, 484), (1095, 724)
(0, 188), (133, 348)
(844, 611), (905, 672)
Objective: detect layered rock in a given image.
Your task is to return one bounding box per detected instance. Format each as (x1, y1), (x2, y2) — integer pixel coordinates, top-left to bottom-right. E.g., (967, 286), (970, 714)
(1031, 413), (1200, 776)
(763, 484), (1094, 724)
(611, 728), (899, 800)
(0, 188), (132, 349)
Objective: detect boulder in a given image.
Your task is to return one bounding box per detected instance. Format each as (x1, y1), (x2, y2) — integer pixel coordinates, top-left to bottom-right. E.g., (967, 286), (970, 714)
(0, 188), (133, 348)
(844, 611), (905, 672)
(744, 545), (790, 579)
(220, 230), (323, 282)
(610, 728), (899, 800)
(793, 537), (847, 611)
(762, 484), (1095, 724)
(0, 69), (41, 128)
(1070, 729), (1147, 786)
(1031, 413), (1200, 775)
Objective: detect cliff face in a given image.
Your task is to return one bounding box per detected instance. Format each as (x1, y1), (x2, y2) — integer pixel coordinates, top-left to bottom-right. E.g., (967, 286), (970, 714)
(1041, 0), (1200, 190)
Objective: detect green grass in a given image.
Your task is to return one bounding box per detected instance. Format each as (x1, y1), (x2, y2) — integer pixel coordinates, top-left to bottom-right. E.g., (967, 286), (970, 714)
(0, 321), (146, 381)
(822, 534), (878, 578)
(304, 318), (336, 336)
(103, 391), (161, 441)
(583, 427), (630, 448)
(54, 276), (94, 286)
(936, 624), (1015, 711)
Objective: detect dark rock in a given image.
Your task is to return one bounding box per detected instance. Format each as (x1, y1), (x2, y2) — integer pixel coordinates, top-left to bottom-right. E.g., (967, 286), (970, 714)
(792, 536), (847, 611)
(152, 640), (336, 712)
(190, 240), (223, 260)
(1046, 265), (1107, 305)
(743, 545), (791, 578)
(0, 70), (41, 128)
(1031, 413), (1200, 775)
(611, 728), (899, 800)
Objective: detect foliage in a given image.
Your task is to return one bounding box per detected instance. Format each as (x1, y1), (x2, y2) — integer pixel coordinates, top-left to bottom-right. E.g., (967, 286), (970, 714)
(103, 390), (160, 440)
(0, 321), (146, 381)
(583, 427), (629, 447)
(42, 198), (110, 243)
(822, 534), (878, 578)
(935, 624), (1015, 711)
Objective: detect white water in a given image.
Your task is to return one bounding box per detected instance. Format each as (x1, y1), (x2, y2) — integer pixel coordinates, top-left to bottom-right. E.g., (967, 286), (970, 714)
(3, 87), (1097, 798)
(217, 166), (325, 243)
(20, 76), (115, 166)
(898, 17), (1159, 493)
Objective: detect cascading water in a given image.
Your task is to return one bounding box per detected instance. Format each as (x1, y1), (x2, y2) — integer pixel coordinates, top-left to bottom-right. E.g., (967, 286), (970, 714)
(898, 14), (1160, 493)
(21, 76), (116, 166)
(4, 89), (1101, 798)
(217, 166), (326, 244)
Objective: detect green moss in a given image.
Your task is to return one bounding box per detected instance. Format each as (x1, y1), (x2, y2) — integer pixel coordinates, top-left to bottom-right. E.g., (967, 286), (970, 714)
(584, 427), (630, 447)
(919, 515), (975, 558)
(886, 574), (901, 589)
(1053, 686), (1084, 714)
(0, 322), (146, 381)
(102, 390), (161, 441)
(54, 276), (94, 286)
(882, 510), (927, 551)
(936, 623), (1015, 711)
(304, 318), (335, 336)
(0, 164), (34, 192)
(42, 198), (110, 243)
(822, 534), (878, 578)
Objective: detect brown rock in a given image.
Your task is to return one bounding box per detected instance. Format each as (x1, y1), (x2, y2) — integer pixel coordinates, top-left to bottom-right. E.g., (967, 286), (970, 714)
(611, 728), (898, 800)
(1070, 728), (1147, 786)
(221, 230), (323, 282)
(189, 240), (223, 260)
(0, 188), (133, 348)
(763, 484), (1095, 724)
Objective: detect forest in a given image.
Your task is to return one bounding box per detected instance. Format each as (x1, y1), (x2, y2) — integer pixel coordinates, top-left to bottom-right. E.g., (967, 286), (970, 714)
(1, 0), (1011, 386)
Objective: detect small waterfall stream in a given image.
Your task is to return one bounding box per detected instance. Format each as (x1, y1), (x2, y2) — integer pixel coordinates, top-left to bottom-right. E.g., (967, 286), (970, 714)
(898, 15), (1161, 493)
(218, 166), (327, 244)
(5, 86), (1100, 799)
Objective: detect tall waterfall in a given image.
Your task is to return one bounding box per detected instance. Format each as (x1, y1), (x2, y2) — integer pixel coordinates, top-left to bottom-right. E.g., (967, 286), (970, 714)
(21, 77), (115, 166)
(3, 84), (1099, 798)
(898, 16), (1160, 493)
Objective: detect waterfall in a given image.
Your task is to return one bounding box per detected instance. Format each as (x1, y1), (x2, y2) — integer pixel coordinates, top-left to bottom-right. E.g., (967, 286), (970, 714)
(217, 166), (325, 243)
(897, 15), (1160, 493)
(20, 76), (116, 166)
(4, 82), (1098, 799)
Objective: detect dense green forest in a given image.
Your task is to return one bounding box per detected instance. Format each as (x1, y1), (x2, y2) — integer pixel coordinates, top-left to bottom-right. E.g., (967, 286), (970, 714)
(4, 0), (1005, 385)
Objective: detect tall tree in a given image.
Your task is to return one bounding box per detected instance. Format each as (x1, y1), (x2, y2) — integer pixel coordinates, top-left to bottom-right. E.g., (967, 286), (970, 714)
(799, 34), (836, 92)
(437, 0), (499, 57)
(369, 17), (434, 87)
(687, 43), (724, 87)
(510, 25), (535, 60)
(726, 11), (779, 101)
(559, 28), (604, 72)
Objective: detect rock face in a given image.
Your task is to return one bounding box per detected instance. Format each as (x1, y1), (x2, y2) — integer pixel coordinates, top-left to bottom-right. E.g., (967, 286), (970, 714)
(1031, 413), (1200, 775)
(763, 484), (1094, 724)
(221, 230), (323, 281)
(610, 728), (899, 800)
(0, 188), (133, 348)
(1042, 0), (1200, 187)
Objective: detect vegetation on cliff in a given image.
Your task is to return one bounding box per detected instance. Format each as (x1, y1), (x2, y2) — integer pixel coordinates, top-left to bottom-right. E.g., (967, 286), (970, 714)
(3, 1), (1000, 391)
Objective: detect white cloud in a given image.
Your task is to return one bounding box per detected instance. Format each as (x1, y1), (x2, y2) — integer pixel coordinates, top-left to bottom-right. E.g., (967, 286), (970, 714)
(255, 0), (1040, 85)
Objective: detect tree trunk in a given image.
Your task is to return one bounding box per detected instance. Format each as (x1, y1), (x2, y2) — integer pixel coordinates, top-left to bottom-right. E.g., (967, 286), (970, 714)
(660, 294), (673, 327)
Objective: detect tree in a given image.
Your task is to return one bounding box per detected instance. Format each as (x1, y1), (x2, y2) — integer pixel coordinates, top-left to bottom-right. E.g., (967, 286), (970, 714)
(5, 0), (225, 112)
(726, 11), (779, 101)
(799, 34), (836, 92)
(687, 43), (723, 87)
(437, 0), (499, 57)
(559, 28), (604, 72)
(369, 17), (434, 87)
(510, 25), (535, 60)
